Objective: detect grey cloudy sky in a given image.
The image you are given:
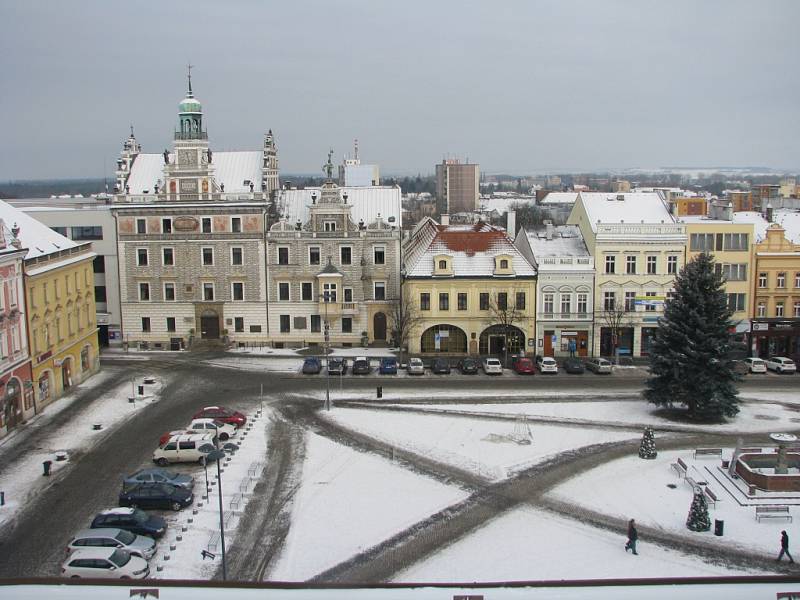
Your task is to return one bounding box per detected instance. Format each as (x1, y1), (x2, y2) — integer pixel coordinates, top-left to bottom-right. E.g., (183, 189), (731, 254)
(1, 0), (798, 180)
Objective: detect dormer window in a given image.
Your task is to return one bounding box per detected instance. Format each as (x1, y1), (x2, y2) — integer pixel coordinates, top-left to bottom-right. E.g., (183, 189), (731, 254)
(500, 259), (509, 269)
(438, 260), (447, 270)
(433, 254), (453, 277)
(494, 254), (514, 275)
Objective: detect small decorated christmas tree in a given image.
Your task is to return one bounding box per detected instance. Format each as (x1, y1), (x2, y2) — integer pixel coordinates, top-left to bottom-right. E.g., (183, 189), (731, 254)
(686, 489), (711, 532)
(638, 427), (657, 459)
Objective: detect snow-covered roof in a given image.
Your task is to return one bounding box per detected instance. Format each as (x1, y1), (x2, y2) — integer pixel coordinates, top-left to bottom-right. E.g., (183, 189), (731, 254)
(773, 209), (800, 244)
(524, 225), (590, 258)
(578, 192), (674, 232)
(277, 186), (402, 228)
(678, 209), (800, 244)
(405, 221), (536, 278)
(539, 192), (579, 205)
(125, 151), (261, 194)
(479, 196), (535, 215)
(0, 200), (77, 259)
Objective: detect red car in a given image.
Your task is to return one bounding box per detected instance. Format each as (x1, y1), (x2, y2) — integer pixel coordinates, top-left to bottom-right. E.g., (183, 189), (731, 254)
(512, 357), (536, 375)
(192, 406), (247, 428)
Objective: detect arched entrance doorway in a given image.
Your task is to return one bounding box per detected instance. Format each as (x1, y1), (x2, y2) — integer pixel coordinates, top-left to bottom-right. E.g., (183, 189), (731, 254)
(3, 378), (22, 430)
(38, 372), (52, 406)
(201, 309), (220, 339)
(479, 324), (525, 355)
(373, 312), (387, 342)
(62, 358), (73, 391)
(420, 324), (467, 353)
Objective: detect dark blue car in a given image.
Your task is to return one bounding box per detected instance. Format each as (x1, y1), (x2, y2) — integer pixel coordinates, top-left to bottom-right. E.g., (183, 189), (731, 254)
(302, 357), (322, 374)
(379, 357), (398, 374)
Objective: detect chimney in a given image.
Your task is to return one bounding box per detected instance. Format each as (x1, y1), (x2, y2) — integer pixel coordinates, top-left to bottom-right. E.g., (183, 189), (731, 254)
(441, 214), (450, 226)
(506, 210), (516, 240)
(723, 201), (733, 222)
(546, 221), (554, 240)
(766, 202), (774, 223)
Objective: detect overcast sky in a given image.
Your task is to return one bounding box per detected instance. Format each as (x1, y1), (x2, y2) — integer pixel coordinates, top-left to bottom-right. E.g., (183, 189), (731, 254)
(1, 0), (798, 180)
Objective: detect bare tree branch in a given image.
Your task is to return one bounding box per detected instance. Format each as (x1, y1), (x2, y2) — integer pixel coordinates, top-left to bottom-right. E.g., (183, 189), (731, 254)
(389, 287), (425, 365)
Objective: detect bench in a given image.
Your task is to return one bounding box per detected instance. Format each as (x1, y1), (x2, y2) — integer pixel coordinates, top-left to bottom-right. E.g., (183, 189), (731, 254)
(207, 532), (221, 553)
(704, 487), (719, 508)
(248, 461), (263, 478)
(685, 476), (701, 492)
(756, 505), (793, 522)
(239, 478), (251, 493)
(223, 510), (235, 529)
(229, 494), (243, 511)
(694, 448), (723, 459)
(671, 457), (688, 478)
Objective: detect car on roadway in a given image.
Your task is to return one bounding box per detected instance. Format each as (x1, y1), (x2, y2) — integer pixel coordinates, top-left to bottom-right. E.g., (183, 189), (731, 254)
(328, 357), (347, 375)
(407, 357), (425, 375)
(766, 356), (796, 374)
(66, 528), (156, 560)
(119, 482), (194, 512)
(123, 468), (194, 491)
(192, 406), (247, 428)
(61, 548), (149, 580)
(185, 418), (237, 441)
(302, 357), (322, 374)
(538, 356), (558, 374)
(431, 358), (451, 374)
(742, 357), (767, 374)
(90, 508), (167, 539)
(562, 358), (585, 374)
(379, 357), (398, 374)
(458, 357), (479, 374)
(482, 357), (503, 375)
(153, 433), (217, 465)
(511, 357), (535, 375)
(352, 357), (371, 375)
(585, 357), (613, 374)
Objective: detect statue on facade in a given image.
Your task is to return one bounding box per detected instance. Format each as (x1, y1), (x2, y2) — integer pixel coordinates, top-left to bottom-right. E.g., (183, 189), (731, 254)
(322, 149), (334, 180)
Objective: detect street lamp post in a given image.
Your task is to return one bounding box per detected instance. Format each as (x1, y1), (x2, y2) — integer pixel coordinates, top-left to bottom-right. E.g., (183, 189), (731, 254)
(208, 423), (227, 579)
(322, 291), (331, 411)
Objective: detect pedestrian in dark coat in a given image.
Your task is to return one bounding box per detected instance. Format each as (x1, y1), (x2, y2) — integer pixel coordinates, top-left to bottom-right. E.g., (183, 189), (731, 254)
(624, 519), (638, 555)
(777, 530), (794, 563)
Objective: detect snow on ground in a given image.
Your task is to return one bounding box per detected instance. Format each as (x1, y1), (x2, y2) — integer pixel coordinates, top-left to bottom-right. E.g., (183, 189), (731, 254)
(229, 346), (399, 358)
(396, 506), (765, 582)
(154, 408), (270, 579)
(271, 431), (469, 581)
(549, 449), (794, 556)
(324, 407), (639, 481)
(0, 373), (165, 528)
(202, 356), (303, 373)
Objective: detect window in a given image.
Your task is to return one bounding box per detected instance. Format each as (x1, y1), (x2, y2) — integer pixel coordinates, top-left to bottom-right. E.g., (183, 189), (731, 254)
(605, 255), (616, 274)
(727, 293), (746, 312)
(624, 291), (636, 311)
(560, 294), (571, 315)
(646, 256), (657, 275)
(93, 256), (105, 273)
(794, 302), (800, 318)
(603, 291), (616, 311)
(626, 256), (636, 275)
(202, 218), (212, 233)
(141, 317), (151, 332)
(341, 317), (352, 333)
(689, 233), (714, 252)
(136, 219), (146, 234)
(374, 246), (385, 265)
(278, 282), (290, 301)
(231, 217), (241, 233)
(279, 315), (290, 333)
(543, 293), (554, 314)
(759, 272), (767, 288)
(645, 291), (657, 312)
(231, 247), (243, 265)
(796, 273), (800, 288)
(136, 248), (148, 266)
(340, 247), (352, 265)
(162, 247), (174, 266)
(235, 317), (244, 332)
(203, 282), (214, 301)
(311, 315), (321, 332)
(71, 226), (103, 240)
(757, 302), (766, 317)
(324, 221), (336, 232)
(438, 260), (447, 270)
(138, 282), (150, 301)
(232, 282), (244, 301)
(479, 292), (489, 311)
(577, 293), (588, 314)
(516, 291), (526, 310)
(166, 317), (176, 332)
(302, 282), (313, 301)
(164, 282), (175, 301)
(500, 259), (509, 269)
(278, 247), (289, 265)
(343, 287), (353, 302)
(202, 247), (214, 265)
(439, 293), (449, 310)
(51, 226), (67, 236)
(309, 247), (320, 265)
(250, 325), (262, 333)
(420, 293), (431, 311)
(777, 272), (786, 288)
(496, 292), (507, 310)
(162, 218), (172, 233)
(322, 282), (337, 302)
(374, 282), (386, 300)
(723, 233), (748, 250)
(94, 286), (107, 303)
(776, 301), (785, 317)
(667, 255), (678, 274)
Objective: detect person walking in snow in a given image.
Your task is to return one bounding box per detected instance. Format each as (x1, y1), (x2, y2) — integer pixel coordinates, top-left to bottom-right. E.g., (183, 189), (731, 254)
(777, 530), (794, 563)
(625, 519), (638, 555)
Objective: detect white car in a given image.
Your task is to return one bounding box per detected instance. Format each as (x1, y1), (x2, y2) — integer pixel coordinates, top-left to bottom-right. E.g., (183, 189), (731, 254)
(186, 418), (237, 441)
(743, 357), (767, 374)
(407, 357), (425, 376)
(766, 356), (797, 374)
(538, 356), (559, 374)
(67, 528), (156, 560)
(61, 547), (149, 579)
(482, 358), (503, 375)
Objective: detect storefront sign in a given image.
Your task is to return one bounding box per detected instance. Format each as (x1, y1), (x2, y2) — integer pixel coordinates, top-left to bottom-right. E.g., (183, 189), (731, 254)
(560, 331), (577, 336)
(35, 350), (52, 364)
(752, 322), (769, 332)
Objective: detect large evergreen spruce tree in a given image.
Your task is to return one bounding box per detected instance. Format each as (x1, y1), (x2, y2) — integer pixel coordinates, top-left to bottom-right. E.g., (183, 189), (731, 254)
(644, 253), (740, 421)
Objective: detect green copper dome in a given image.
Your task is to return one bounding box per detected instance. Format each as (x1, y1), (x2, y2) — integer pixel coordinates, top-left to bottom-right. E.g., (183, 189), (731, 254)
(179, 95), (202, 114)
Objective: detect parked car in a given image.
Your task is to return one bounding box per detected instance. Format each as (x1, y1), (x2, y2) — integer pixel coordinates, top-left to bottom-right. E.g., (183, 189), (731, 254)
(123, 468), (193, 491)
(119, 483), (193, 511)
(585, 357), (613, 374)
(67, 528), (156, 560)
(352, 357), (371, 375)
(766, 356), (797, 374)
(431, 358), (451, 374)
(61, 548), (149, 580)
(407, 357), (425, 375)
(153, 433), (217, 466)
(482, 357), (503, 375)
(302, 357), (322, 374)
(742, 357), (767, 374)
(185, 418), (237, 441)
(379, 357), (398, 374)
(90, 508), (166, 539)
(511, 356), (535, 375)
(328, 358), (347, 375)
(538, 356), (558, 374)
(562, 358), (585, 374)
(192, 406), (246, 428)
(458, 357), (479, 374)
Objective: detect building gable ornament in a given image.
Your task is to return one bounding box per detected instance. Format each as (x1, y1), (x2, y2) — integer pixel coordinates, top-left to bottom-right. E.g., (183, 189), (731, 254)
(173, 216), (199, 231)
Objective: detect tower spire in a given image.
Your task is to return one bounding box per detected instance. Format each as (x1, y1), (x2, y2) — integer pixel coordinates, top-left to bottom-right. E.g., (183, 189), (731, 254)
(354, 138), (359, 161)
(187, 62), (194, 96)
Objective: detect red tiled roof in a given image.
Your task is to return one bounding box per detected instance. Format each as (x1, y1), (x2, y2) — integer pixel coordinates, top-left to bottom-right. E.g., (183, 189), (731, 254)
(434, 222), (508, 252)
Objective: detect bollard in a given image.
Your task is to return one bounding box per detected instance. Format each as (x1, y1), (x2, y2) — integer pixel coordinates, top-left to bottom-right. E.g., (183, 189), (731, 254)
(182, 525), (188, 532)
(137, 385), (145, 396)
(193, 509), (199, 515)
(43, 461), (52, 476)
(377, 386), (383, 399)
(93, 424), (102, 431)
(176, 535), (182, 542)
(0, 491), (4, 506)
(157, 565), (164, 572)
(188, 518), (193, 524)
(163, 554), (170, 561)
(170, 544), (176, 551)
(128, 397), (136, 404)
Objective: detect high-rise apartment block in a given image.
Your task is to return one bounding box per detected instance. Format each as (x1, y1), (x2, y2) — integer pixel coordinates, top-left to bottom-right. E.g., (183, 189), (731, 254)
(435, 159), (479, 214)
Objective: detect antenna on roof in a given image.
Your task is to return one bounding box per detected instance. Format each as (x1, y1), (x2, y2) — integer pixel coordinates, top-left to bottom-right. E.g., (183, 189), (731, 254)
(354, 138), (359, 161)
